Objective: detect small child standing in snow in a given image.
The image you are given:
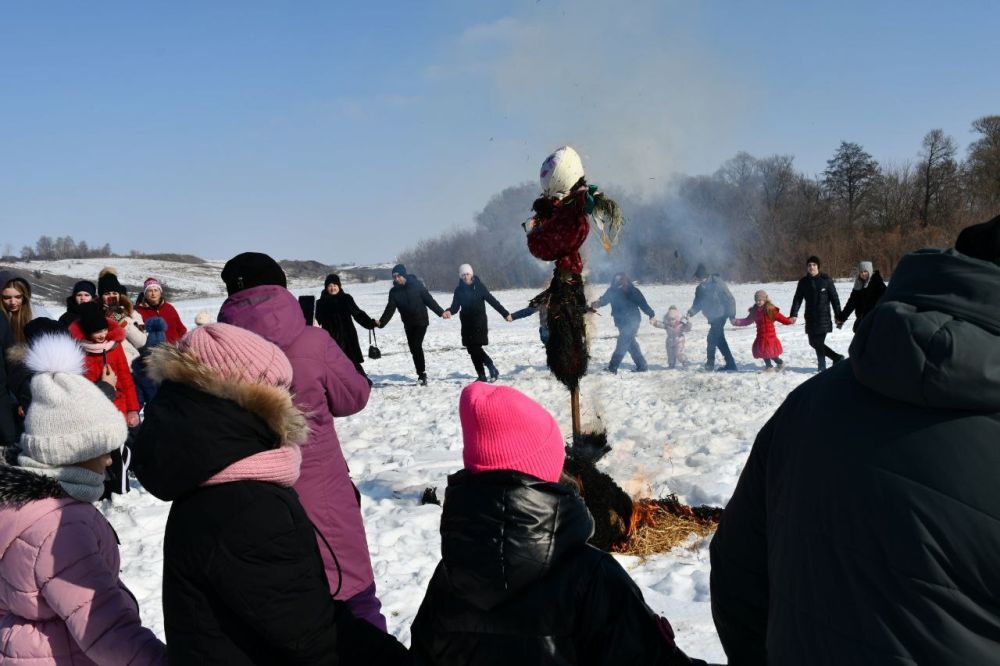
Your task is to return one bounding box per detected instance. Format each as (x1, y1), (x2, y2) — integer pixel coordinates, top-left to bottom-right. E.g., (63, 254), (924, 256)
(731, 289), (793, 371)
(651, 305), (691, 368)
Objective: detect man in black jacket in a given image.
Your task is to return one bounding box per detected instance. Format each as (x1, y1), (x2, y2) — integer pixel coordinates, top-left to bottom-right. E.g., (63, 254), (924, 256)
(378, 263), (445, 386)
(710, 217), (1000, 664)
(789, 255), (843, 370)
(591, 272), (655, 373)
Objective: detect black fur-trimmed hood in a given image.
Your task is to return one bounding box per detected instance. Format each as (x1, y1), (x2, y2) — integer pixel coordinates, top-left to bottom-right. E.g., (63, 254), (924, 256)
(0, 456), (65, 507)
(133, 346), (309, 501)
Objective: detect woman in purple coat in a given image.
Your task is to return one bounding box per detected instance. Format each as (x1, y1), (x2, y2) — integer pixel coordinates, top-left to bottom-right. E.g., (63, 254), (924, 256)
(216, 253), (385, 630)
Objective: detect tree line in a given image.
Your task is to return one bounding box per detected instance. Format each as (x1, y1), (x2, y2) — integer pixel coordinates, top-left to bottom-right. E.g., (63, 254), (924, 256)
(401, 115), (1000, 290)
(14, 235), (114, 262)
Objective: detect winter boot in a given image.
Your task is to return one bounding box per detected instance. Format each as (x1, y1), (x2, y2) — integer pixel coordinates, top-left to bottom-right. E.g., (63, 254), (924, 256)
(487, 362), (500, 383)
(475, 374), (488, 382)
(418, 373), (428, 386)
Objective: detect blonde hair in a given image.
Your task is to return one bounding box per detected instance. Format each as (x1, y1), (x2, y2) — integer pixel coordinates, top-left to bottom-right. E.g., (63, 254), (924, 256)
(754, 290), (779, 321)
(2, 278), (33, 344)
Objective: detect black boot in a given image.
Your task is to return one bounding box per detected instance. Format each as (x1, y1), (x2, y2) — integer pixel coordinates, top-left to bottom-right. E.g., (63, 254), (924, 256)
(418, 373), (428, 386)
(487, 363), (500, 383)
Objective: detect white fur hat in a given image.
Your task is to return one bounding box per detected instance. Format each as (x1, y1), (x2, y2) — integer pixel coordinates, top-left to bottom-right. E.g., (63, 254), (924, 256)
(459, 263), (474, 277)
(19, 334), (128, 466)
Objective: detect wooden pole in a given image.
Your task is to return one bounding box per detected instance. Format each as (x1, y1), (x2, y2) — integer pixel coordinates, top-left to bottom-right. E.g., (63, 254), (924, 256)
(570, 385), (581, 439)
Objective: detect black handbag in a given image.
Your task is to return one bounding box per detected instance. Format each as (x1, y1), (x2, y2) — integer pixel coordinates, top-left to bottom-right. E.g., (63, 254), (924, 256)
(368, 328), (382, 360)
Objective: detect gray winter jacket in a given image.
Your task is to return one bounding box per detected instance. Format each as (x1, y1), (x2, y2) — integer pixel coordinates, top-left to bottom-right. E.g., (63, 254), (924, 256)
(710, 248), (1000, 664)
(688, 276), (736, 321)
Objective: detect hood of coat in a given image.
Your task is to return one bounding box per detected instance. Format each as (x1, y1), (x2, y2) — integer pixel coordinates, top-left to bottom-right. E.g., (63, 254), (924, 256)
(0, 462), (65, 507)
(850, 249), (1000, 411)
(218, 284), (305, 350)
(67, 318), (126, 347)
(132, 344), (308, 500)
(438, 469), (594, 612)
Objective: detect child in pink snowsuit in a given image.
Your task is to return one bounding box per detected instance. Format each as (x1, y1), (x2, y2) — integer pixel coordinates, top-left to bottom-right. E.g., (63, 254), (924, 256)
(651, 306), (691, 368)
(731, 289), (793, 371)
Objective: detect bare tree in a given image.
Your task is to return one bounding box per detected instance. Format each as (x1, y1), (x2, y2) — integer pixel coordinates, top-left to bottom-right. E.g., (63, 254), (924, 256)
(823, 141), (881, 226)
(966, 115), (1000, 212)
(917, 129), (959, 226)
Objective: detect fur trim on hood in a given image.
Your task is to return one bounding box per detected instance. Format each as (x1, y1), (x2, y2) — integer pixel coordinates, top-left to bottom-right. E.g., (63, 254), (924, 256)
(6, 343), (27, 365)
(0, 459), (66, 506)
(146, 344), (309, 447)
(99, 266), (118, 278)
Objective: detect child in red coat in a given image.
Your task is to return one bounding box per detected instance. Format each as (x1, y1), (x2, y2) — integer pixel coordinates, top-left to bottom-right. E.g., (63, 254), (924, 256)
(731, 290), (793, 371)
(69, 302), (141, 426)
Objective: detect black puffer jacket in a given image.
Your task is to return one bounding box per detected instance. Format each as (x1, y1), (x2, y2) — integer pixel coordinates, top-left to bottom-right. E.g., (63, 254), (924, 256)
(316, 291), (377, 367)
(710, 249), (1000, 664)
(132, 346), (409, 665)
(411, 470), (696, 666)
(789, 273), (842, 334)
(839, 271), (887, 332)
(594, 282), (655, 329)
(445, 277), (509, 347)
(380, 274), (445, 329)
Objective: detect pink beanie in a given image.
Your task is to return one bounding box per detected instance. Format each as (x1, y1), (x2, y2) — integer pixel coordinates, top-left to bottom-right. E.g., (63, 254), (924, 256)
(180, 322), (293, 386)
(459, 383), (565, 483)
(143, 277), (162, 294)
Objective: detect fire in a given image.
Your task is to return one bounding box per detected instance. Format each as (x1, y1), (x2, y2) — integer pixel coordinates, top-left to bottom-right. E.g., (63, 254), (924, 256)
(626, 499), (659, 536)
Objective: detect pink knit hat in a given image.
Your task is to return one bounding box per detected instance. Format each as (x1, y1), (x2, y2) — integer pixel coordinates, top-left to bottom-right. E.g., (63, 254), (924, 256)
(459, 383), (565, 483)
(179, 322), (293, 386)
(143, 277), (162, 294)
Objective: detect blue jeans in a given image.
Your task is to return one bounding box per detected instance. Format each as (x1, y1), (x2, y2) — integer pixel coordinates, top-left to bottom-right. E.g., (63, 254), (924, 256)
(706, 317), (736, 368)
(610, 321), (647, 371)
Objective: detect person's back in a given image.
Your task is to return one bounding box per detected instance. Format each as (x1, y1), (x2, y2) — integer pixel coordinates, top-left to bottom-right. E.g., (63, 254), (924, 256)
(217, 253), (382, 627)
(411, 383), (702, 666)
(710, 221), (1000, 664)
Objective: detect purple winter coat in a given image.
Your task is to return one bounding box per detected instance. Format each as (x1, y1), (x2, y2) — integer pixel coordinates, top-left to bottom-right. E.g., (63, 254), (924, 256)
(218, 285), (375, 600)
(0, 475), (166, 665)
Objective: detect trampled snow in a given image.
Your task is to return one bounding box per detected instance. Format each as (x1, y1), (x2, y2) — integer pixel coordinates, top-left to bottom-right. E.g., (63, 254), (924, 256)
(55, 275), (859, 662)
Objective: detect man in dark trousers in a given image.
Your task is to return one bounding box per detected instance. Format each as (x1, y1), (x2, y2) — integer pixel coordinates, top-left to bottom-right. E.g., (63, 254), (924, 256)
(709, 216), (1000, 664)
(590, 272), (655, 373)
(378, 264), (445, 386)
(789, 255), (843, 371)
(687, 263), (737, 371)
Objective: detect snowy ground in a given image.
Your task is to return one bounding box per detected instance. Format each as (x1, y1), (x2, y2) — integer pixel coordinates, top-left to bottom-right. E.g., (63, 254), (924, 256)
(54, 276), (859, 662)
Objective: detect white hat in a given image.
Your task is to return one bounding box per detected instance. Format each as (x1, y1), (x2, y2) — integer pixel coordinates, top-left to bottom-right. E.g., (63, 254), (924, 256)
(459, 263), (474, 277)
(540, 146), (585, 198)
(19, 334), (128, 466)
(194, 310), (213, 326)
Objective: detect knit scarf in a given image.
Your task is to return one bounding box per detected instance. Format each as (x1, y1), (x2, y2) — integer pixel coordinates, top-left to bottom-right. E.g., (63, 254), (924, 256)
(16, 454), (106, 503)
(201, 444), (302, 488)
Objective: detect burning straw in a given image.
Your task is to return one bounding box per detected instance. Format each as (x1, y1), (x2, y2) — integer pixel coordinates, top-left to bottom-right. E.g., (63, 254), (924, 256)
(611, 496), (722, 558)
(565, 440), (723, 557)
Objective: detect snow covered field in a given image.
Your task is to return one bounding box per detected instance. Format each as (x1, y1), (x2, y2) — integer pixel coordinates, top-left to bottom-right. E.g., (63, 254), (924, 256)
(44, 275), (859, 661)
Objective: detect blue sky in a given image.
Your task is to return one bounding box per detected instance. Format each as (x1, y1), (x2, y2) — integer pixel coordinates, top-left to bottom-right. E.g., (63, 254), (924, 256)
(2, 1), (998, 264)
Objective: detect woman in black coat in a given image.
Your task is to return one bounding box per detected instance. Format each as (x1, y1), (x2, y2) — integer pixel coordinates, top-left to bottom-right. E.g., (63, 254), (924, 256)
(131, 323), (409, 665)
(315, 274), (378, 374)
(837, 260), (887, 332)
(443, 264), (510, 382)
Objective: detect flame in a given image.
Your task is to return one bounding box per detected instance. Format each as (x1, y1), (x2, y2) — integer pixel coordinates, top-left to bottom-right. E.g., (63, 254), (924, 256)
(626, 499), (659, 537)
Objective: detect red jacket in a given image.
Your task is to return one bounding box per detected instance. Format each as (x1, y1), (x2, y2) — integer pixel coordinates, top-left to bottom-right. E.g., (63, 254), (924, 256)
(527, 188), (590, 274)
(68, 320), (140, 415)
(733, 304), (792, 359)
(136, 300), (187, 344)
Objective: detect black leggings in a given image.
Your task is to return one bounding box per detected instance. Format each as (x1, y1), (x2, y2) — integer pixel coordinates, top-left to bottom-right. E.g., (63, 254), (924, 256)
(808, 333), (841, 369)
(466, 344), (494, 378)
(405, 325), (428, 375)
